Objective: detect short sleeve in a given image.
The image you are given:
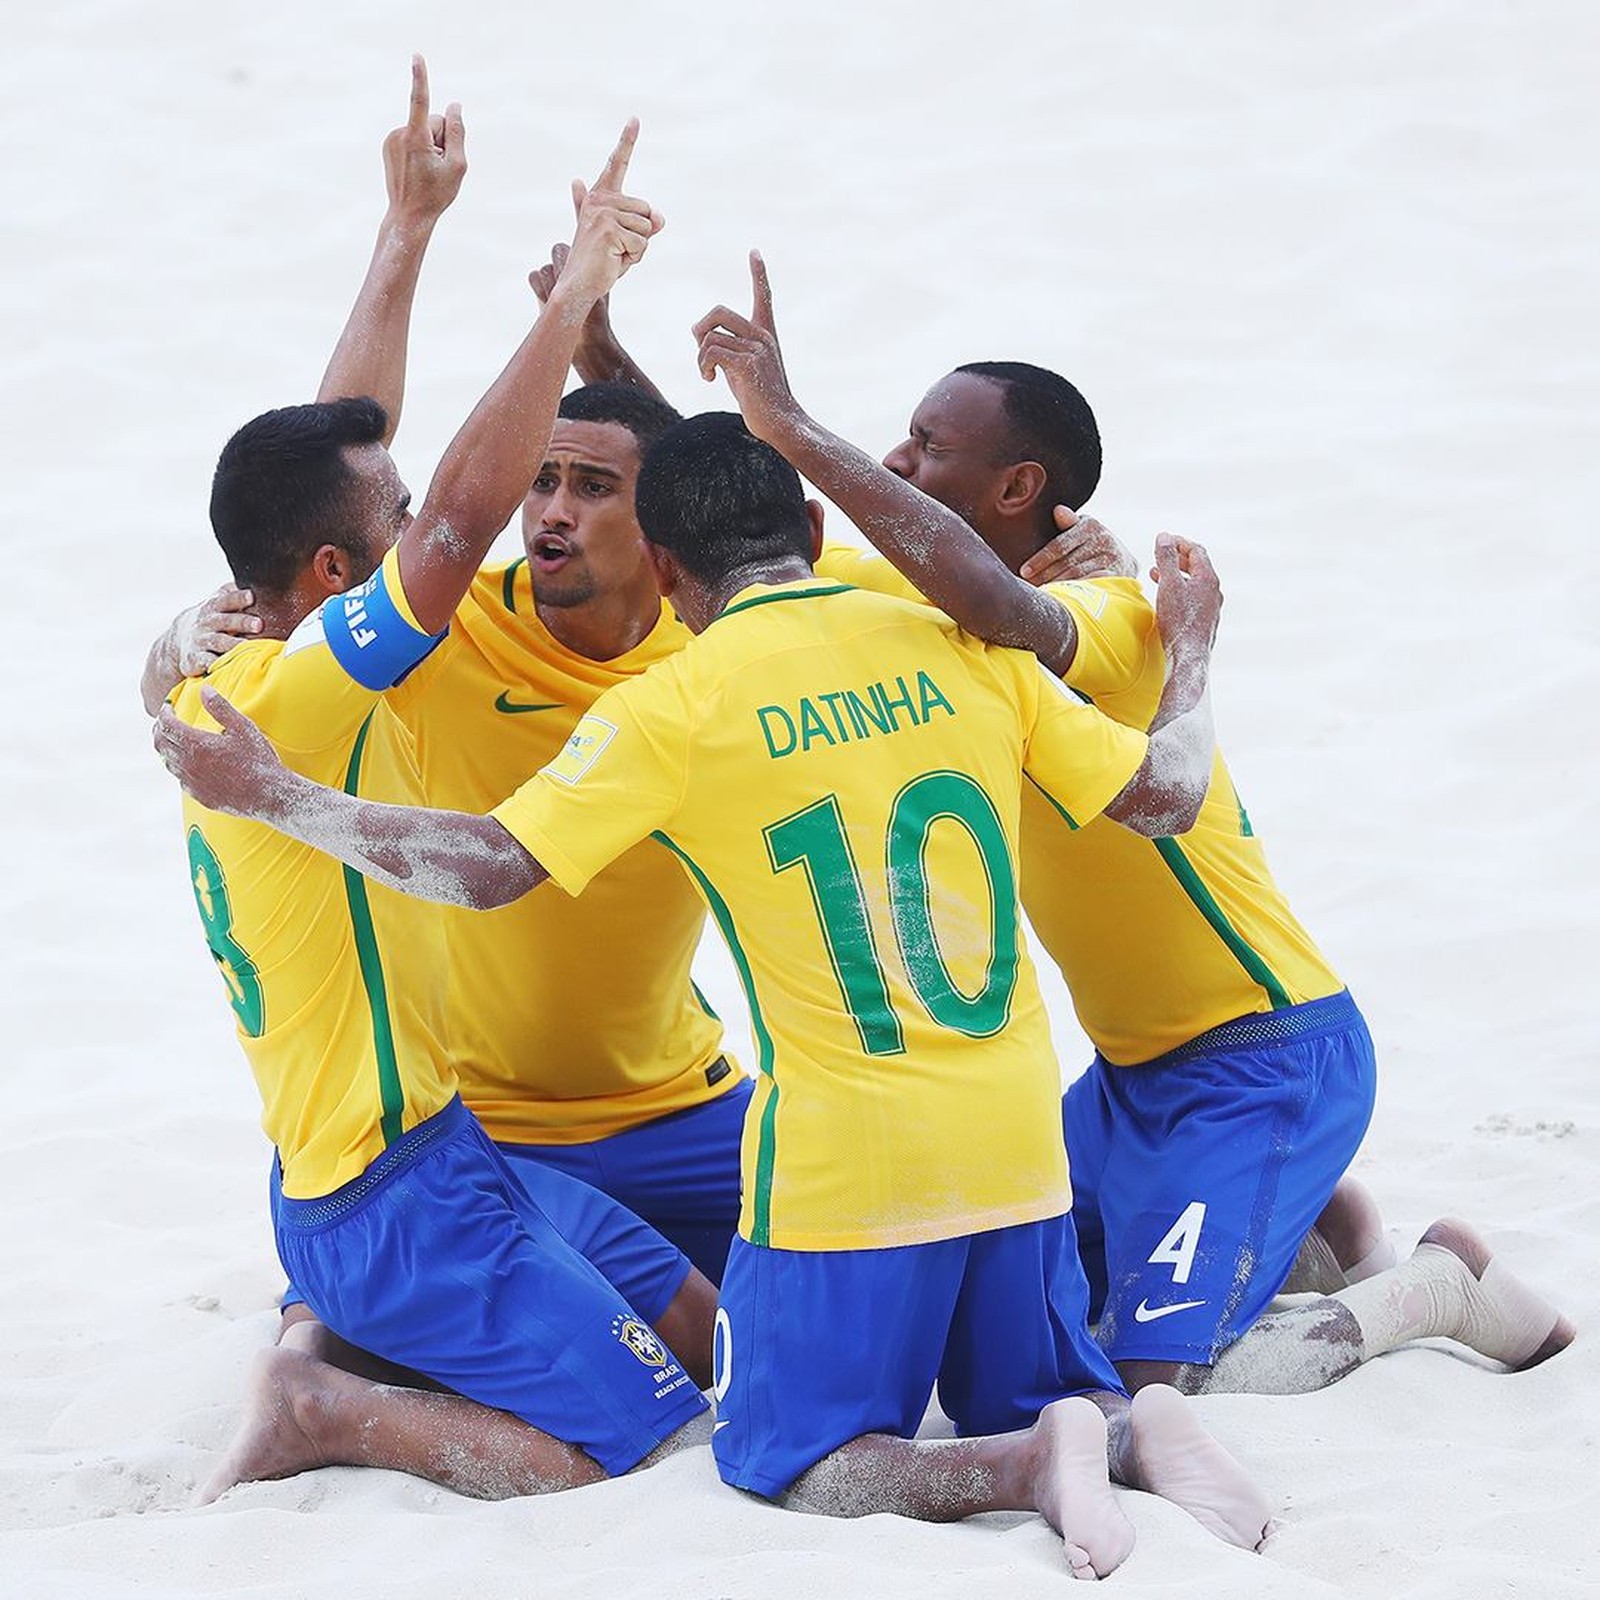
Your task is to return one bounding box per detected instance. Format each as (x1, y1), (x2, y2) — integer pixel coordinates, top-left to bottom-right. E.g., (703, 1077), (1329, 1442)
(814, 541), (925, 602)
(1044, 578), (1156, 701)
(321, 547), (448, 690)
(1021, 660), (1149, 828)
(490, 672), (688, 896)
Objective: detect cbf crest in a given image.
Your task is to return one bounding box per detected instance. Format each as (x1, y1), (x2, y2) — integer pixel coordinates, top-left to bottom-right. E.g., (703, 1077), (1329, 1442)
(612, 1315), (670, 1368)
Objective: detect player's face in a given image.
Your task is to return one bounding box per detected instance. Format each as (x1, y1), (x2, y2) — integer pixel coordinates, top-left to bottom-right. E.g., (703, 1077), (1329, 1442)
(341, 443), (413, 583)
(881, 372), (1012, 540)
(520, 421), (651, 610)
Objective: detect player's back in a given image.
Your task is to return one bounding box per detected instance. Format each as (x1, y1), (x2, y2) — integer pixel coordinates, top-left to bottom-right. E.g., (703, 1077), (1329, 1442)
(525, 579), (1143, 1252)
(1018, 579), (1344, 1065)
(170, 635), (457, 1200)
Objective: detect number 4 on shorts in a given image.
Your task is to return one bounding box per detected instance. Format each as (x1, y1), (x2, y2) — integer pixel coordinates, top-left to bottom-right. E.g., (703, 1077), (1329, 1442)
(1147, 1201), (1207, 1286)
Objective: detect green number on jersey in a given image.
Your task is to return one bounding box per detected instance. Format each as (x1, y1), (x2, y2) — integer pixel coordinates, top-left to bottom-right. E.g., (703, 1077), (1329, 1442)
(887, 770), (1019, 1037)
(764, 771), (1018, 1054)
(186, 826), (265, 1036)
(765, 795), (904, 1055)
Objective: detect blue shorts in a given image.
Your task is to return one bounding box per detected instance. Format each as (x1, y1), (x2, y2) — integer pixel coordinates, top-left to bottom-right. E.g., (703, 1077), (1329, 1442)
(272, 1097), (708, 1476)
(501, 1073), (752, 1286)
(282, 1131), (695, 1326)
(711, 1215), (1124, 1499)
(1063, 989), (1377, 1367)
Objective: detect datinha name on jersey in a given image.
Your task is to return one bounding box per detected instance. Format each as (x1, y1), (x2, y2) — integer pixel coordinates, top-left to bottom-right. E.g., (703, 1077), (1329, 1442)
(757, 671), (955, 759)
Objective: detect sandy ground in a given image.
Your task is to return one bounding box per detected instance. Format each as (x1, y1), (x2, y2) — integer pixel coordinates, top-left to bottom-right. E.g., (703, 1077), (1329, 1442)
(4, 3), (1598, 1596)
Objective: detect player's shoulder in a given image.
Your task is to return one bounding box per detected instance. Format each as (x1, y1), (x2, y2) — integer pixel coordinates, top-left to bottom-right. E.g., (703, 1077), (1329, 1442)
(1037, 574), (1152, 624)
(169, 637), (286, 718)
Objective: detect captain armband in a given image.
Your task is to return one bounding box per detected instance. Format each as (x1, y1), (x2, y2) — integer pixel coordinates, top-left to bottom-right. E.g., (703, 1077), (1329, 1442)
(318, 548), (447, 690)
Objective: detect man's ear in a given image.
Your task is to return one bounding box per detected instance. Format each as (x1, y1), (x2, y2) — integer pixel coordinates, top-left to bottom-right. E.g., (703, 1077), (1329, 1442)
(644, 540), (678, 599)
(805, 498), (826, 562)
(996, 461), (1048, 518)
(309, 544), (359, 595)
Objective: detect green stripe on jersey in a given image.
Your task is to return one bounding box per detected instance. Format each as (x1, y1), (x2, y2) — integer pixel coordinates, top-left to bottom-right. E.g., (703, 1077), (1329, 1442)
(1024, 770), (1081, 830)
(501, 556), (527, 614)
(717, 583), (853, 622)
(342, 714), (407, 1145)
(1153, 836), (1292, 1008)
(652, 830), (778, 1245)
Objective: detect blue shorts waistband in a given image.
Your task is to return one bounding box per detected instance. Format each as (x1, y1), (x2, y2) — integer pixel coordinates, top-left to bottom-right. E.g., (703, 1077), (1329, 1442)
(278, 1096), (471, 1231)
(1108, 990), (1362, 1072)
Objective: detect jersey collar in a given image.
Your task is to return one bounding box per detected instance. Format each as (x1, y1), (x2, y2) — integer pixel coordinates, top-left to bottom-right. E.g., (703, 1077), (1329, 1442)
(715, 577), (855, 624)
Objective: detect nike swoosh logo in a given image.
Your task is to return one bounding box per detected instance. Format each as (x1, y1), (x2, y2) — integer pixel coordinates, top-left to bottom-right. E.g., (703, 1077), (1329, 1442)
(712, 1419), (730, 1433)
(1133, 1297), (1208, 1323)
(493, 692), (565, 715)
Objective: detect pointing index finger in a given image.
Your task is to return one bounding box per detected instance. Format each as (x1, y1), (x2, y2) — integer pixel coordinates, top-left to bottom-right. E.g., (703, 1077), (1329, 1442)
(749, 250), (775, 334)
(407, 54), (430, 133)
(594, 118), (639, 193)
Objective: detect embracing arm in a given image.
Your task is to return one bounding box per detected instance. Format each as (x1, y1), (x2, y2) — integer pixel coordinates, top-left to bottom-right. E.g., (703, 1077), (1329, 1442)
(140, 583), (262, 715)
(154, 689), (545, 908)
(694, 254), (1080, 674)
(1099, 534), (1219, 836)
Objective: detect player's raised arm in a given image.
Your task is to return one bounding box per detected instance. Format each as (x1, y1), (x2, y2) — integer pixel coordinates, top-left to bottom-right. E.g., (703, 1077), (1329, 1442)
(1099, 533), (1220, 836)
(154, 689), (545, 909)
(317, 54), (467, 438)
(397, 119), (663, 632)
(139, 60), (463, 717)
(528, 196), (669, 401)
(693, 252), (1081, 675)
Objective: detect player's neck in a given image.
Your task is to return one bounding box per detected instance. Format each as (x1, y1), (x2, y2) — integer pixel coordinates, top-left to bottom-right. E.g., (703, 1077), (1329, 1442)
(698, 558), (816, 628)
(980, 513), (1039, 578)
(251, 588), (316, 642)
(534, 582), (660, 662)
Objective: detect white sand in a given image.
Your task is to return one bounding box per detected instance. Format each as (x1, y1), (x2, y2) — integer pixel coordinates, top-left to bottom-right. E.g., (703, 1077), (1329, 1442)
(5, 3), (1598, 1595)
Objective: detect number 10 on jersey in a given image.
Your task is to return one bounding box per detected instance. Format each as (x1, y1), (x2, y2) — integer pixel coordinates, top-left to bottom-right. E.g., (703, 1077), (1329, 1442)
(764, 770), (1020, 1055)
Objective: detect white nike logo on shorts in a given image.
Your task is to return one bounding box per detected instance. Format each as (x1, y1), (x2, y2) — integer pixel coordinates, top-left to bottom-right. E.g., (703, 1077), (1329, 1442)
(712, 1419), (731, 1433)
(1132, 1297), (1208, 1322)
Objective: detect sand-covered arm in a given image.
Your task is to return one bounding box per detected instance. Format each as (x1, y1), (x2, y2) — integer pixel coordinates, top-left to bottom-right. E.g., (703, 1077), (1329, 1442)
(315, 55), (466, 440)
(529, 232), (669, 400)
(1099, 534), (1218, 835)
(154, 688), (544, 908)
(395, 121), (662, 632)
(140, 583), (263, 715)
(693, 252), (1081, 675)
(139, 58), (461, 717)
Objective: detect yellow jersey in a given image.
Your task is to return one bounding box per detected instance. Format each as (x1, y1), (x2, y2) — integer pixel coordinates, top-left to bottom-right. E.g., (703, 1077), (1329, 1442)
(388, 558), (733, 1143)
(171, 622), (457, 1200)
(815, 546), (1344, 1064)
(491, 580), (1148, 1251)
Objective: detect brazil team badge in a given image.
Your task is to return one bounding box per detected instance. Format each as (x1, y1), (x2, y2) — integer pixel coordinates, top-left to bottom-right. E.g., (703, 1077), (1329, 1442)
(612, 1315), (670, 1369)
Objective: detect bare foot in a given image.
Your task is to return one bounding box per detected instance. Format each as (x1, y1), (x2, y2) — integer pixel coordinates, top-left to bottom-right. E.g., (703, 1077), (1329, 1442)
(1028, 1398), (1136, 1579)
(196, 1347), (329, 1504)
(1125, 1384), (1274, 1551)
(1417, 1219), (1576, 1370)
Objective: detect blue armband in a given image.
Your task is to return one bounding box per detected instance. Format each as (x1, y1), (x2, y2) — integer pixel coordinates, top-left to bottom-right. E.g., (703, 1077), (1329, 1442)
(320, 559), (447, 690)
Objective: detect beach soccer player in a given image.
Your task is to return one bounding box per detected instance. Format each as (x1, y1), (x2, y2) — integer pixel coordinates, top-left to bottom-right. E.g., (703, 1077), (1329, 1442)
(152, 81), (717, 1499)
(148, 164), (748, 1299)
